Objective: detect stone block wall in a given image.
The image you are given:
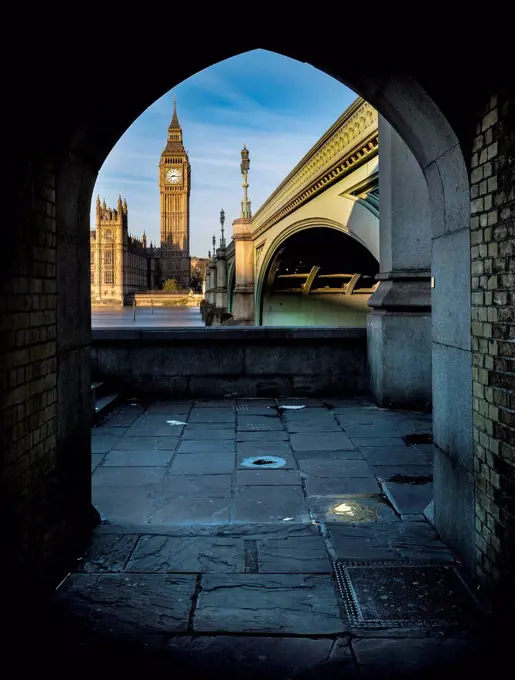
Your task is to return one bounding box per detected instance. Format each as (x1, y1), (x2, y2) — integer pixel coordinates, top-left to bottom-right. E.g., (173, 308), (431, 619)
(470, 92), (514, 604)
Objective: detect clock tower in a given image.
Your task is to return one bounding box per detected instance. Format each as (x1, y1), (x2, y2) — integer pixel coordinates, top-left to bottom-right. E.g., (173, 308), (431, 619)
(159, 96), (191, 288)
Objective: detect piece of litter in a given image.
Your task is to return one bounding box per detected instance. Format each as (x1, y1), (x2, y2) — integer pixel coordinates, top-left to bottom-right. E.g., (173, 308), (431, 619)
(278, 405), (306, 410)
(166, 420), (187, 425)
(282, 517), (294, 521)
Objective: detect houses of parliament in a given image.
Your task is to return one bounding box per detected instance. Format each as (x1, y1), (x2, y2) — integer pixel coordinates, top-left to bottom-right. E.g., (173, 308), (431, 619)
(90, 98), (191, 305)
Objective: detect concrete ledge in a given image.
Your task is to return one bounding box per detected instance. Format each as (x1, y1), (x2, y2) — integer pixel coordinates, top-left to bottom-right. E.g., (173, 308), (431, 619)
(91, 327), (368, 398)
(91, 327), (367, 343)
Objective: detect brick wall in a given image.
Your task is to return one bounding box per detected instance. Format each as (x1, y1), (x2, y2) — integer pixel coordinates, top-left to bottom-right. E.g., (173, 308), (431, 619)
(470, 92), (514, 604)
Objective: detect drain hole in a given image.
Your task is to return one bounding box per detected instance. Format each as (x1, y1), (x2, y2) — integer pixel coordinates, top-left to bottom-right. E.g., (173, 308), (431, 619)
(253, 459), (275, 466)
(241, 455), (287, 469)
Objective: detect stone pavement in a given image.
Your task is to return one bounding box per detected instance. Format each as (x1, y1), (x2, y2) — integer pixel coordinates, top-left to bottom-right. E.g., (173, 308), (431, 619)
(45, 398), (498, 676)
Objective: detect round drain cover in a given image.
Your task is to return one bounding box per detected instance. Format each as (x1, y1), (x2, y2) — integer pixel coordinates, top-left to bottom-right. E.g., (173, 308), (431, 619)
(241, 456), (287, 469)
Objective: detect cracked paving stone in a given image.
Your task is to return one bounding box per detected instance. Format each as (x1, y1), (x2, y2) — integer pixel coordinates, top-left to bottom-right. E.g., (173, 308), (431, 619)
(327, 522), (456, 561)
(126, 535), (245, 573)
(163, 635), (356, 679)
(102, 450), (175, 467)
(308, 494), (400, 523)
(381, 480), (434, 516)
(177, 440), (235, 454)
(194, 574), (346, 634)
(257, 536), (332, 573)
(113, 436), (179, 451)
(148, 496), (231, 524)
(55, 573), (196, 634)
(157, 474), (233, 498)
(91, 434), (126, 454)
(169, 452), (235, 474)
(233, 486), (309, 523)
(291, 432), (356, 452)
(77, 534), (139, 572)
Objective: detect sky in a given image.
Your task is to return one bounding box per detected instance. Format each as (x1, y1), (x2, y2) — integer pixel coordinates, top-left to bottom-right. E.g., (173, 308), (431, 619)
(91, 49), (357, 257)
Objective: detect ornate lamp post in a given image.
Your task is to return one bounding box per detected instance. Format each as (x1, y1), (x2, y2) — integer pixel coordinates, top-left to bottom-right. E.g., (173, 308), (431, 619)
(240, 144), (252, 219)
(220, 208), (226, 248)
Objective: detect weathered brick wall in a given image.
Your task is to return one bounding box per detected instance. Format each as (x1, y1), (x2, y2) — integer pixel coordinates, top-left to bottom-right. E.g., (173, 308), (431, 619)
(0, 159), (97, 596)
(0, 161), (59, 585)
(470, 92), (514, 605)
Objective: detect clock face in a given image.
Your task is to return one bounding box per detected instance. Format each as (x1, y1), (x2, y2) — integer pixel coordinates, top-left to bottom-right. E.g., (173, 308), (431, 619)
(166, 168), (182, 184)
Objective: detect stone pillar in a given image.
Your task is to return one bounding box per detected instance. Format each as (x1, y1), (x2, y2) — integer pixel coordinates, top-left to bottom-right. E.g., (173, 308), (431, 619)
(367, 116), (432, 409)
(95, 231), (101, 302)
(215, 245), (228, 311)
(207, 256), (217, 305)
(231, 217), (254, 323)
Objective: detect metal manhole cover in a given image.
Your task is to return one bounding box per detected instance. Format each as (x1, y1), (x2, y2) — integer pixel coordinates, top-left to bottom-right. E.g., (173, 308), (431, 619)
(333, 560), (479, 628)
(240, 456), (287, 469)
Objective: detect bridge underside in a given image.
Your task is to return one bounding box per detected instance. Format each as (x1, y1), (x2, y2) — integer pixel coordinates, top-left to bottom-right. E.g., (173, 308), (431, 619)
(261, 227), (378, 326)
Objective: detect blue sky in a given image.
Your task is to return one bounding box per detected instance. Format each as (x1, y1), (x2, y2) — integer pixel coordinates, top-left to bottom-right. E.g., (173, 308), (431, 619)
(92, 49), (357, 257)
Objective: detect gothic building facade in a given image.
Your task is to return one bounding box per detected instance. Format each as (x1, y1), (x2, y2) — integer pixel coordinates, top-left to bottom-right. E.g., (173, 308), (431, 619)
(90, 195), (159, 305)
(90, 98), (192, 303)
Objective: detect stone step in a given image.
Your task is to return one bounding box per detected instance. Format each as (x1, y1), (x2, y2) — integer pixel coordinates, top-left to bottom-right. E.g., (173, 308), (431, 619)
(94, 393), (121, 423)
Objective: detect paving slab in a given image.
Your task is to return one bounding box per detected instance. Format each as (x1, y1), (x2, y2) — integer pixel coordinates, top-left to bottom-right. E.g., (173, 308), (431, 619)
(281, 408), (335, 419)
(360, 447), (429, 466)
(285, 418), (342, 433)
(163, 636), (356, 680)
(168, 453), (235, 474)
(237, 415), (284, 431)
(298, 459), (374, 477)
(257, 536), (332, 573)
(177, 439), (235, 454)
(304, 477), (381, 496)
(105, 407), (145, 427)
(91, 453), (105, 471)
(188, 409), (236, 424)
(182, 428), (236, 440)
(236, 441), (292, 457)
(278, 398), (327, 407)
(236, 469), (302, 486)
(56, 573), (196, 633)
(157, 474), (233, 498)
(91, 434), (123, 454)
(381, 480), (434, 516)
(233, 486), (309, 523)
(144, 401), (193, 414)
(371, 465), (433, 480)
(93, 485), (161, 525)
(77, 533), (139, 572)
(102, 450), (175, 467)
(294, 449), (365, 460)
(126, 535), (245, 573)
(113, 436), (179, 451)
(92, 426), (128, 437)
(235, 430), (290, 442)
(327, 522), (455, 561)
(291, 432), (356, 452)
(308, 494), (400, 524)
(149, 496), (232, 524)
(195, 399), (236, 407)
(350, 437), (409, 447)
(194, 573), (345, 634)
(124, 416), (187, 436)
(92, 466), (166, 487)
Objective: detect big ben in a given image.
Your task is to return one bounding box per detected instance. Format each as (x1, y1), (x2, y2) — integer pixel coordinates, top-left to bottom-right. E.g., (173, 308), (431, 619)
(159, 96), (191, 288)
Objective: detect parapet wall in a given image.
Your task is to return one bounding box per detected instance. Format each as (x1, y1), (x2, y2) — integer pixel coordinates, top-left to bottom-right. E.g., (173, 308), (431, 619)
(91, 327), (368, 398)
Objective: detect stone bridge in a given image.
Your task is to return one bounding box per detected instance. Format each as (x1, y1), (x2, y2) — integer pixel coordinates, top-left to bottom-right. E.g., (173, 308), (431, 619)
(203, 97), (380, 327)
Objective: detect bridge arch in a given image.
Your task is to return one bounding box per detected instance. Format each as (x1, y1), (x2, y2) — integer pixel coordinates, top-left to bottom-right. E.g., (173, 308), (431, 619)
(255, 217), (376, 325)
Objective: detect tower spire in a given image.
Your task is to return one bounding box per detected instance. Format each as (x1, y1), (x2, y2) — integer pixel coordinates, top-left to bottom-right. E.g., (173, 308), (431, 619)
(169, 94), (180, 129)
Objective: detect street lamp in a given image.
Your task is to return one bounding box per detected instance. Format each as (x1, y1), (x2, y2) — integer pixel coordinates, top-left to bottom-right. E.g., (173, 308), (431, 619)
(220, 208), (226, 248)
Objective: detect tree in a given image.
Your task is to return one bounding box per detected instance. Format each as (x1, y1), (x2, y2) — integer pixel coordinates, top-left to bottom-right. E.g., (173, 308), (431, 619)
(162, 278), (181, 293)
(190, 257), (208, 293)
